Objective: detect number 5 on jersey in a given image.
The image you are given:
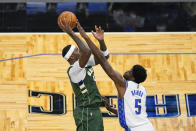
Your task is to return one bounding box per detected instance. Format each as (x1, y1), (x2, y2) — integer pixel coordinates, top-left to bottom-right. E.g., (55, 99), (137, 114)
(135, 99), (141, 115)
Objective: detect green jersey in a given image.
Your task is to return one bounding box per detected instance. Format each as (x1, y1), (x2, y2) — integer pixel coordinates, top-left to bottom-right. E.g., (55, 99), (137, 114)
(67, 61), (102, 108)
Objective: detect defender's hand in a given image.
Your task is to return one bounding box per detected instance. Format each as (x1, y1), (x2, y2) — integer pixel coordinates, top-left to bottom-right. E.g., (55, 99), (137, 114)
(102, 96), (110, 110)
(92, 25), (104, 41)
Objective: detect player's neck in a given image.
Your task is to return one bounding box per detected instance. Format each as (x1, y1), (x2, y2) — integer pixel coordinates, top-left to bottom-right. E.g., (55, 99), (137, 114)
(69, 59), (76, 65)
(127, 77), (134, 81)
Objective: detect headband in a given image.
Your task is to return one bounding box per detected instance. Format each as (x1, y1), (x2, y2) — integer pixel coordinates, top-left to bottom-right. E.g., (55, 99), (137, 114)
(64, 45), (76, 60)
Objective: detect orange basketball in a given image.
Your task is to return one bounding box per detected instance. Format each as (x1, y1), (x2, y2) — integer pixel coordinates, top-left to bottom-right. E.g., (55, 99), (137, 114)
(57, 11), (77, 30)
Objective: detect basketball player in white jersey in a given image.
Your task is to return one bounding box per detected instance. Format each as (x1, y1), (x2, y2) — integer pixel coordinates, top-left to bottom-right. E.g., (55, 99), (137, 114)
(76, 21), (155, 131)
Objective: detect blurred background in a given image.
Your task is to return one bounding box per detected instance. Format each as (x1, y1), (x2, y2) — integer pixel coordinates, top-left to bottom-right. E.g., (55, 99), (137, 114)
(0, 2), (196, 32)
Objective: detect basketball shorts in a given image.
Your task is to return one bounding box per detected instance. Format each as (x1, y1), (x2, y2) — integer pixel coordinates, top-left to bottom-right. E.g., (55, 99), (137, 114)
(74, 107), (104, 131)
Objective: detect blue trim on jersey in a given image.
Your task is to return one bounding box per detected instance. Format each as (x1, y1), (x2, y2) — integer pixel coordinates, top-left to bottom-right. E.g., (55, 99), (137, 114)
(119, 81), (131, 131)
(77, 80), (83, 85)
(126, 80), (128, 88)
(118, 98), (129, 129)
(125, 127), (131, 131)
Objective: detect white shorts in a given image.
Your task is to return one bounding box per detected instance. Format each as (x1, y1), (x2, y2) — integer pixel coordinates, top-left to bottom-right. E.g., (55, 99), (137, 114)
(130, 122), (155, 131)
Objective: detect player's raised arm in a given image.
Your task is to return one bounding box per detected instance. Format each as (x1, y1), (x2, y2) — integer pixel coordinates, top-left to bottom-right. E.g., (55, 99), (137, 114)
(86, 25), (110, 66)
(60, 20), (91, 68)
(92, 25), (109, 63)
(77, 21), (126, 99)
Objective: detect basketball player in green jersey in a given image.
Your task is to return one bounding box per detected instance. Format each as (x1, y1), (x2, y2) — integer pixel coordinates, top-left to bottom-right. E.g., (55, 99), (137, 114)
(59, 20), (109, 131)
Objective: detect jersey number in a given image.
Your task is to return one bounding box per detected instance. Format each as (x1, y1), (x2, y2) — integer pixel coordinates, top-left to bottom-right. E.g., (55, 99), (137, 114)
(135, 99), (141, 115)
(87, 69), (96, 81)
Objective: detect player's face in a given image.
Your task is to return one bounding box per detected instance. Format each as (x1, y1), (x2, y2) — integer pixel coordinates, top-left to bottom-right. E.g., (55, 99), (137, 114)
(123, 69), (134, 81)
(72, 48), (80, 61)
(123, 70), (131, 80)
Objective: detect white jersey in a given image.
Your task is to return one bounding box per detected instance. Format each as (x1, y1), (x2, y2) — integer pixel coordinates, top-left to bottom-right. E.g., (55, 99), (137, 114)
(118, 81), (155, 131)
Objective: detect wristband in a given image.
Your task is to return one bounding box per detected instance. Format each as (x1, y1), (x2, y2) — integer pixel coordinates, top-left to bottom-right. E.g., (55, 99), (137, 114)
(101, 49), (109, 56)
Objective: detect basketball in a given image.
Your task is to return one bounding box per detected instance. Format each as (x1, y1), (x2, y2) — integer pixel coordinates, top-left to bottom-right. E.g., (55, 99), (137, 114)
(57, 11), (77, 30)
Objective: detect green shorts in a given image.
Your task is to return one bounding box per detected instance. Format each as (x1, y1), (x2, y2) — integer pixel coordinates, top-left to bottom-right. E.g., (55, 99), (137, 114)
(73, 107), (104, 131)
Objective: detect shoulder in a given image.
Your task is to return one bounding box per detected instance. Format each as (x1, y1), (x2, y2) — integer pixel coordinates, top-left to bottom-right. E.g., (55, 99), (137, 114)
(140, 85), (147, 93)
(68, 61), (95, 83)
(127, 81), (137, 87)
(69, 61), (83, 72)
(68, 61), (86, 79)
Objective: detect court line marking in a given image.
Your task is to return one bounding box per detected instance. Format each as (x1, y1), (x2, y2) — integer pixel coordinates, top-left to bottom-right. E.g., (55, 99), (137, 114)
(0, 53), (196, 62)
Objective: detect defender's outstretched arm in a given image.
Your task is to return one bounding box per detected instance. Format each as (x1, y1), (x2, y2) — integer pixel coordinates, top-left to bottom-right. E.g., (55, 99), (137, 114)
(77, 22), (126, 98)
